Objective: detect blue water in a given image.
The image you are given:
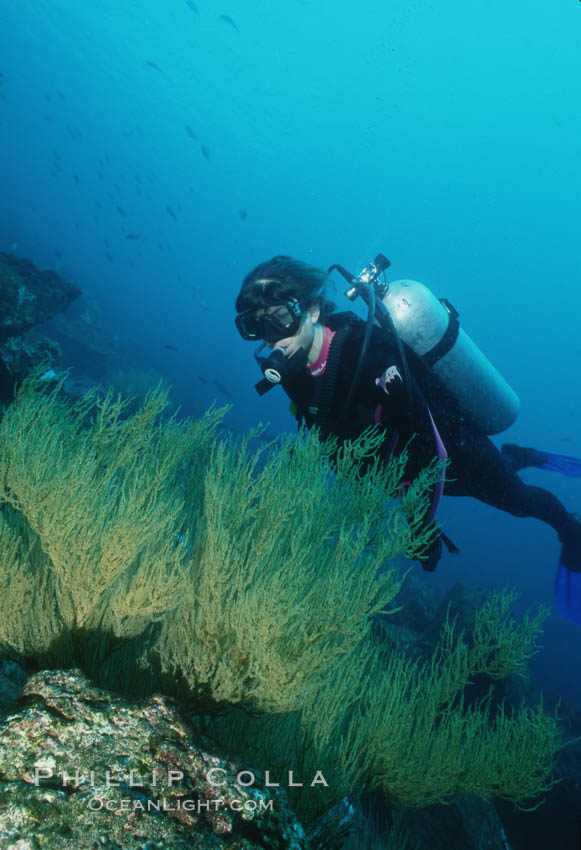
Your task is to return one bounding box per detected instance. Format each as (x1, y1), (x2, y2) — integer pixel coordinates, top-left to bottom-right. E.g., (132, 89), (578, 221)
(1, 0), (580, 710)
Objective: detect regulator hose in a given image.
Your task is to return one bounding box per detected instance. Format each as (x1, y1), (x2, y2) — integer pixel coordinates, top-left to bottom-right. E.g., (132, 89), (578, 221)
(328, 260), (414, 418)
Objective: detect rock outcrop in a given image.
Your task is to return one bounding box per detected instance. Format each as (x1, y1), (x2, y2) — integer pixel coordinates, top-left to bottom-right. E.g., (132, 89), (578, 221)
(0, 252), (80, 342)
(0, 669), (308, 850)
(0, 252), (80, 401)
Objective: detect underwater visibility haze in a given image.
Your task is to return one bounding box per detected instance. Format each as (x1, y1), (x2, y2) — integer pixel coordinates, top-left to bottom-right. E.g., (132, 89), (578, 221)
(1, 0), (581, 847)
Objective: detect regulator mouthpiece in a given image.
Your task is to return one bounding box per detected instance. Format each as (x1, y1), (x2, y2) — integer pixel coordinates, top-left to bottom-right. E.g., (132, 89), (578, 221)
(261, 346), (308, 385)
(262, 347), (287, 384)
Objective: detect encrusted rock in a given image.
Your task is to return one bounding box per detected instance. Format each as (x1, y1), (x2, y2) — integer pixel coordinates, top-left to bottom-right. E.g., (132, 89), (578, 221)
(0, 656), (29, 717)
(0, 252), (80, 343)
(0, 336), (61, 384)
(0, 252), (80, 402)
(0, 669), (309, 849)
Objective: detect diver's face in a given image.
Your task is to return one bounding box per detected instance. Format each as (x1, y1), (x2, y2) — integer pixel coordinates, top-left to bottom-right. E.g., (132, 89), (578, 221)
(272, 305), (320, 358)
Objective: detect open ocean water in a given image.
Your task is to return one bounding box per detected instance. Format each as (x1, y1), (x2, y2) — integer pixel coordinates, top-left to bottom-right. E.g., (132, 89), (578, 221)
(1, 1), (580, 845)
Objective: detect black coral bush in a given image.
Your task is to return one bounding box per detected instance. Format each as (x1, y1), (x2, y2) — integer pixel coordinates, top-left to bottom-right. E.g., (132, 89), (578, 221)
(0, 374), (561, 815)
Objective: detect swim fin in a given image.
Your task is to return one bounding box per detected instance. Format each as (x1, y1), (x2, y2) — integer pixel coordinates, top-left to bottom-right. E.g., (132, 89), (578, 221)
(554, 516), (581, 624)
(502, 443), (581, 478)
(538, 451), (581, 478)
(555, 559), (581, 625)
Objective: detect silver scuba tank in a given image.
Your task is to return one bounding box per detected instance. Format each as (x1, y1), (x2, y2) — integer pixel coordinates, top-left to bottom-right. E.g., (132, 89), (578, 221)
(381, 280), (520, 435)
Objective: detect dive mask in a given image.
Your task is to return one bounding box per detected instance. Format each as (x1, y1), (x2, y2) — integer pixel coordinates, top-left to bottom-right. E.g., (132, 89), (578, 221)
(235, 299), (303, 345)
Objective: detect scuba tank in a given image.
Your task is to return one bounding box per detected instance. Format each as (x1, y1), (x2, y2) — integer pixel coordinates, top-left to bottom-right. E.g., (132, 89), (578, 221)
(329, 256), (520, 436)
(382, 280), (519, 435)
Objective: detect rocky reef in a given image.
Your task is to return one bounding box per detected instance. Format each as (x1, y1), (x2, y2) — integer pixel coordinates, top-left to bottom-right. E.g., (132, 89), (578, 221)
(0, 361), (577, 849)
(0, 586), (579, 850)
(0, 668), (308, 850)
(0, 252), (80, 401)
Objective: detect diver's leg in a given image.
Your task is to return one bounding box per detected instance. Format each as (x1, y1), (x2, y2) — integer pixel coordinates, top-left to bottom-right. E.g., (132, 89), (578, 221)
(500, 443), (549, 472)
(446, 431), (580, 549)
(502, 443), (581, 478)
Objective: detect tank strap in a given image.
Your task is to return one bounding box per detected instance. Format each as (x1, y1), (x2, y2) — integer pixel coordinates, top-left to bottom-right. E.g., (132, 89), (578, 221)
(422, 299), (460, 368)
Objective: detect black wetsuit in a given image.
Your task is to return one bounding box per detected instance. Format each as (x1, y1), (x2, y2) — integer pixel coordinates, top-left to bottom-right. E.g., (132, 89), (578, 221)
(284, 312), (438, 480)
(282, 312), (577, 561)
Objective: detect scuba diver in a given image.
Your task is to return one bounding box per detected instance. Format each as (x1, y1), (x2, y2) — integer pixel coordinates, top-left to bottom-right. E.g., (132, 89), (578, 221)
(234, 254), (581, 624)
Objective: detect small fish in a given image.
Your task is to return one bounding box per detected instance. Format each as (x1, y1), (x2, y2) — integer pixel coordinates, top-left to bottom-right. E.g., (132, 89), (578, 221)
(219, 14), (239, 32)
(166, 206), (177, 222)
(185, 124), (196, 140)
(164, 344), (179, 351)
(145, 60), (162, 72)
(74, 175), (80, 184)
(198, 376), (231, 398)
(0, 73), (4, 87)
(239, 208), (248, 220)
(126, 233), (142, 240)
(186, 0), (198, 12)
(104, 252), (114, 263)
(214, 381), (232, 399)
(201, 144), (210, 160)
(116, 206), (125, 216)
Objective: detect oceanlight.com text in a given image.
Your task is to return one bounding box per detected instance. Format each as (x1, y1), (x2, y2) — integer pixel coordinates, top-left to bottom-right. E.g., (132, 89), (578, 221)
(87, 797), (274, 813)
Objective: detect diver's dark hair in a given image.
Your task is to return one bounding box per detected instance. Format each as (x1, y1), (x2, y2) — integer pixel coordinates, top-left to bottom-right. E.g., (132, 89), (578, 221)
(236, 255), (336, 321)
